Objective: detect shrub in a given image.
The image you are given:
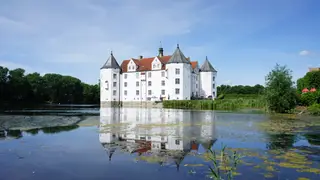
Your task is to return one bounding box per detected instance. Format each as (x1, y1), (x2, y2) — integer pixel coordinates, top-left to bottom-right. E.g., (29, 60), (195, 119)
(300, 91), (320, 106)
(307, 103), (320, 116)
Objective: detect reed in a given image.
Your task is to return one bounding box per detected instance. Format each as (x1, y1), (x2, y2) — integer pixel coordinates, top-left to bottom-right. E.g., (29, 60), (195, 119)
(163, 97), (266, 111)
(206, 144), (243, 180)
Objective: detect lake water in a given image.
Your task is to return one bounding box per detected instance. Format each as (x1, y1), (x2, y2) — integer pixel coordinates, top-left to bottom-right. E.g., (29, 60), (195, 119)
(0, 107), (319, 180)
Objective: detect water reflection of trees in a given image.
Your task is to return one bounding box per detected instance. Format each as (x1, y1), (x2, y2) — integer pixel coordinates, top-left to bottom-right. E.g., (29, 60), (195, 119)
(1, 125), (80, 139)
(266, 133), (296, 150)
(41, 125), (79, 134)
(304, 133), (320, 146)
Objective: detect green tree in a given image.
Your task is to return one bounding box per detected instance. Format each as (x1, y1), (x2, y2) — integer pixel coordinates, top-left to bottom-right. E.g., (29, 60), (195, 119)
(0, 65), (99, 106)
(7, 68), (32, 102)
(264, 64), (297, 113)
(0, 66), (9, 102)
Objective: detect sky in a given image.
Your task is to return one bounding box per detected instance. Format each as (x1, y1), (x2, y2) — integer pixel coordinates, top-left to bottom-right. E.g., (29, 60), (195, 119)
(0, 0), (319, 86)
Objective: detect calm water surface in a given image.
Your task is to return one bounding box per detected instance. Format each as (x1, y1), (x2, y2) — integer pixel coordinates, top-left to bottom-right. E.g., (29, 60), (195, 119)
(0, 107), (319, 180)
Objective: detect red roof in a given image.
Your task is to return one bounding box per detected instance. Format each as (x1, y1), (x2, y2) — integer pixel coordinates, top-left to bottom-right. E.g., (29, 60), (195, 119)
(121, 55), (198, 73)
(302, 88), (309, 93)
(190, 61), (198, 69)
(310, 88), (317, 92)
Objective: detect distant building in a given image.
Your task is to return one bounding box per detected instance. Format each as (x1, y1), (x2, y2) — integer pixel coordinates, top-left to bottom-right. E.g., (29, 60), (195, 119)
(309, 67), (320, 72)
(100, 44), (218, 106)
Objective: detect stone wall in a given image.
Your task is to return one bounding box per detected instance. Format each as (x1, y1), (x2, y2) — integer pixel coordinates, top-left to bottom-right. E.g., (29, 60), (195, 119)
(101, 101), (163, 108)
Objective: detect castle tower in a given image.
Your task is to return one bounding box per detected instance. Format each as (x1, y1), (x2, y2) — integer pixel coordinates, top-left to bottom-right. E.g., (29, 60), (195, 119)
(100, 51), (121, 107)
(166, 44), (192, 100)
(200, 56), (217, 99)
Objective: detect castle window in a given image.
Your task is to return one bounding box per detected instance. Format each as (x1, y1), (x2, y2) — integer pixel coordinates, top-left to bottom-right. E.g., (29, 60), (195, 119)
(113, 90), (116, 96)
(175, 68), (180, 75)
(213, 84), (215, 88)
(175, 88), (180, 94)
(161, 71), (165, 77)
(124, 74), (127, 79)
(136, 81), (139, 87)
(175, 140), (180, 145)
(148, 90), (152, 95)
(161, 90), (165, 95)
(124, 82), (127, 87)
(213, 77), (215, 81)
(124, 90), (127, 95)
(148, 81), (152, 86)
(161, 80), (165, 86)
(148, 72), (152, 78)
(113, 82), (117, 87)
(105, 81), (109, 90)
(213, 92), (216, 97)
(113, 74), (117, 79)
(175, 78), (180, 84)
(136, 90), (139, 95)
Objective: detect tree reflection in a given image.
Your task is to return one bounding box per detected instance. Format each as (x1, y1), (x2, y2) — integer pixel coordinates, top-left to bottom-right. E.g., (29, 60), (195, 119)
(304, 133), (320, 146)
(6, 130), (23, 139)
(41, 125), (79, 134)
(266, 133), (296, 150)
(25, 128), (40, 135)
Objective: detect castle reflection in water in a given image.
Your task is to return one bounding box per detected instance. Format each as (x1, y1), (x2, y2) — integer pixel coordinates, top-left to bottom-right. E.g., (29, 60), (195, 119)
(99, 108), (217, 168)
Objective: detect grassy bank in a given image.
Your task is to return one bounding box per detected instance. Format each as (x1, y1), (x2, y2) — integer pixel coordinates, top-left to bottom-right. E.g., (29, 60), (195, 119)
(163, 97), (266, 111)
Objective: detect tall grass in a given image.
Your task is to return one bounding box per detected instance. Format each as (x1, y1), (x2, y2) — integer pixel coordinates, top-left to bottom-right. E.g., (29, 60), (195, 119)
(163, 97), (266, 111)
(206, 144), (243, 180)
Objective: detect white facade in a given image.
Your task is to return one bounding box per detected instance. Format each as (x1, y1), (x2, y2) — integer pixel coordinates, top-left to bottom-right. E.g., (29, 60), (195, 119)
(100, 45), (218, 103)
(99, 107), (217, 159)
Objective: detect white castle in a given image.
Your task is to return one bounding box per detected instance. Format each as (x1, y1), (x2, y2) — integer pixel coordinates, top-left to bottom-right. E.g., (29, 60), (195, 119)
(100, 44), (217, 106)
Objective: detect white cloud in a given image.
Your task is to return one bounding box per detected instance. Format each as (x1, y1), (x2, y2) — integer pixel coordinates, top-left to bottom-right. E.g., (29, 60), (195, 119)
(299, 50), (311, 56)
(0, 0), (216, 83)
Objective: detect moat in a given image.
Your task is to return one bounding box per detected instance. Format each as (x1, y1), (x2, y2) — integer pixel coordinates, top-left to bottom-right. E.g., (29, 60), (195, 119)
(0, 106), (319, 180)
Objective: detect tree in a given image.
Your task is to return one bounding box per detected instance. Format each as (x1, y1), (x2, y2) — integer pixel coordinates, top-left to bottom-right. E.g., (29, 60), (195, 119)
(264, 64), (297, 113)
(0, 65), (100, 106)
(0, 66), (9, 102)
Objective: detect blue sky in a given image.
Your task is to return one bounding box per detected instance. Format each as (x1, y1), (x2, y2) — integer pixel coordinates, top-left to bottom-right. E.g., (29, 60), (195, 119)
(0, 0), (319, 85)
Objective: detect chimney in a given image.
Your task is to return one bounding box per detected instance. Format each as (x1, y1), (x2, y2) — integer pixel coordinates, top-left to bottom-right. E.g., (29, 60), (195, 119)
(158, 47), (164, 57)
(139, 55), (143, 59)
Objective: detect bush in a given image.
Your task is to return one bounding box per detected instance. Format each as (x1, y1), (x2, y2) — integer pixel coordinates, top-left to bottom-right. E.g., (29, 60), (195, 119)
(307, 103), (320, 116)
(301, 91), (320, 106)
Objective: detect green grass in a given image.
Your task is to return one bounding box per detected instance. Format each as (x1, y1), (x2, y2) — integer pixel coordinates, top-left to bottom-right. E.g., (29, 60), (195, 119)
(163, 97), (266, 111)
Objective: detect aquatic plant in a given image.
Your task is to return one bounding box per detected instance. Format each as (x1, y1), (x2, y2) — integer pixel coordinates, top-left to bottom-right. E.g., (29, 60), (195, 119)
(206, 145), (243, 180)
(163, 97), (266, 111)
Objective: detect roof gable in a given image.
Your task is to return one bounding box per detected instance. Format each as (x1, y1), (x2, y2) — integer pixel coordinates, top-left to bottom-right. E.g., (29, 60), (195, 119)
(121, 55), (172, 72)
(101, 52), (121, 69)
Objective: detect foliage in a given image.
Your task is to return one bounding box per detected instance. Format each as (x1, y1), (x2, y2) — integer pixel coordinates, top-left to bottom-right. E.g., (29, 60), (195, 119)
(297, 71), (320, 93)
(206, 144), (243, 180)
(0, 66), (99, 106)
(163, 98), (265, 111)
(300, 92), (320, 106)
(264, 64), (297, 113)
(307, 103), (320, 116)
(217, 84), (264, 96)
